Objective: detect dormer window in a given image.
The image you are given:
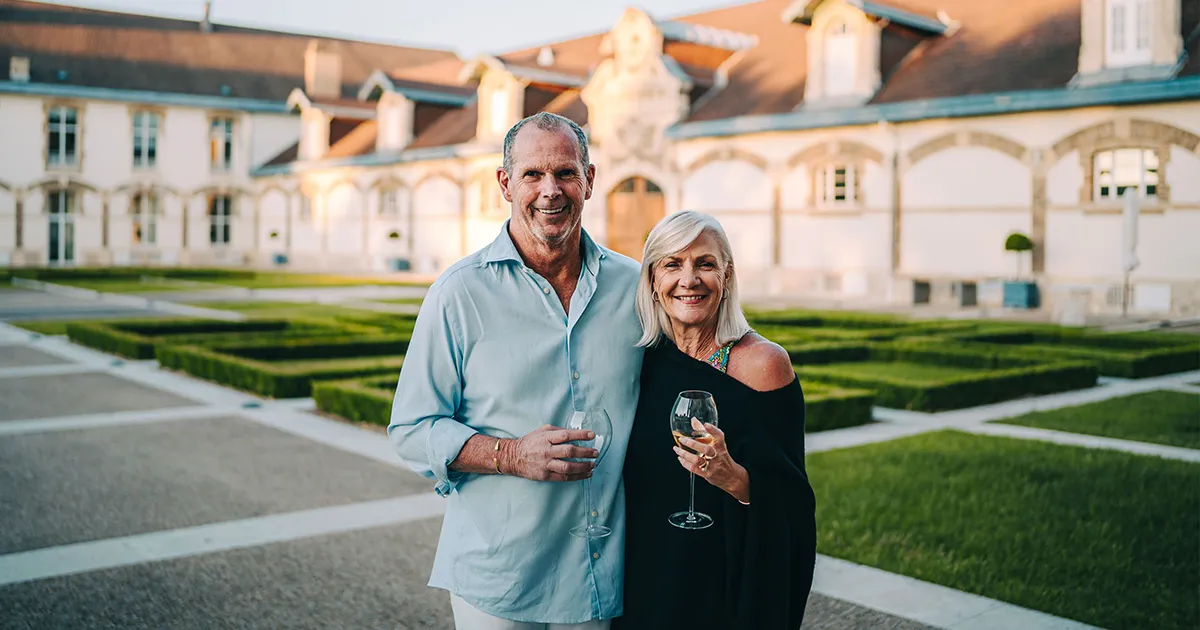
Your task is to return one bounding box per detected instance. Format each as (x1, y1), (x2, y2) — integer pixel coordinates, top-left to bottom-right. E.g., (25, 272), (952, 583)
(490, 90), (509, 135)
(1106, 0), (1152, 68)
(824, 19), (857, 97)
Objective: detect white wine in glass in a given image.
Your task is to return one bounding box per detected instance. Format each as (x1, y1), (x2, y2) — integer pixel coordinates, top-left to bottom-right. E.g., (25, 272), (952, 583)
(564, 409), (612, 539)
(669, 390), (718, 530)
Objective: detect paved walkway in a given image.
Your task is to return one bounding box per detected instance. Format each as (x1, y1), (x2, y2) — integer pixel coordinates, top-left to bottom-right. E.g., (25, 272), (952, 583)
(0, 320), (1127, 629)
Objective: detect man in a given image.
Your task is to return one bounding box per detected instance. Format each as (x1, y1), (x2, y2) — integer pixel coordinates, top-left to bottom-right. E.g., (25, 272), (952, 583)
(387, 112), (644, 629)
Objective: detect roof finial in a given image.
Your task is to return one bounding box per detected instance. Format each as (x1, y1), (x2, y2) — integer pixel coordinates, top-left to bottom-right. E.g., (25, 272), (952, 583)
(537, 46), (555, 67)
(200, 1), (213, 33)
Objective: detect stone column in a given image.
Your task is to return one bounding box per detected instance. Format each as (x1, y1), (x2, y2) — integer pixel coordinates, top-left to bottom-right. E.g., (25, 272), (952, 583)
(890, 151), (903, 272)
(362, 188), (372, 269)
(1030, 149), (1047, 274)
(14, 193), (23, 249)
(101, 195), (110, 248)
(770, 180), (782, 268)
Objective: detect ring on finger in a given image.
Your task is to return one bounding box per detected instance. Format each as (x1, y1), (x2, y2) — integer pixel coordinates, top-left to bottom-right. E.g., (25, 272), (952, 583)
(703, 453), (715, 461)
(699, 459), (710, 472)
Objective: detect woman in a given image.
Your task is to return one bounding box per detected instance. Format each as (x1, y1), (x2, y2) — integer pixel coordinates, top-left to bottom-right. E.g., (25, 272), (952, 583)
(614, 211), (816, 630)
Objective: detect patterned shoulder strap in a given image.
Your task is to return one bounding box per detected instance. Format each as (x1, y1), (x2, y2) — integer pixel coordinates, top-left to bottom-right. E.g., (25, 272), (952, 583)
(704, 339), (736, 373)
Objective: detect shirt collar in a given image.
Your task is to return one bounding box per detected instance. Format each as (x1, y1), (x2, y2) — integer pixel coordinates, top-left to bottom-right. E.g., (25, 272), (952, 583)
(483, 219), (606, 277)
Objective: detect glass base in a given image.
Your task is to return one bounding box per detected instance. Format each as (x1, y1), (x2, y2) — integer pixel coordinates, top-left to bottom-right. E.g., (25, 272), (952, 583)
(570, 524), (612, 539)
(668, 511), (714, 530)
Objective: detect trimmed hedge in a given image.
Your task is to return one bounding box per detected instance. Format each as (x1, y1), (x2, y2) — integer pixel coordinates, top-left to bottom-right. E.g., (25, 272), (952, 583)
(313, 374), (877, 435)
(795, 342), (1098, 412)
(932, 328), (1200, 378)
(312, 376), (397, 427)
(156, 337), (408, 398)
(782, 340), (871, 365)
(65, 319), (357, 360)
(221, 335), (409, 362)
(802, 382), (875, 432)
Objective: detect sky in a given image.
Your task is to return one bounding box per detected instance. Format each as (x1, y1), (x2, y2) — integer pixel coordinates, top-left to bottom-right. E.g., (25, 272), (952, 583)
(32, 0), (748, 57)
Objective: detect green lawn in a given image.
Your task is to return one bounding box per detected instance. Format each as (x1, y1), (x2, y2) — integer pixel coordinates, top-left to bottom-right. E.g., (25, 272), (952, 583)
(809, 430), (1199, 630)
(186, 301), (378, 319)
(218, 273), (429, 289)
(370, 297), (425, 305)
(814, 361), (982, 383)
(266, 356), (406, 372)
(47, 279), (200, 293)
(996, 390), (1200, 449)
(9, 317), (187, 336)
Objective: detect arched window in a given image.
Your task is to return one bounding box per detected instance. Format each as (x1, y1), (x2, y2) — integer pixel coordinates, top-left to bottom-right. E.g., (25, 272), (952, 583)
(131, 191), (158, 244)
(1094, 148), (1157, 201)
(824, 18), (857, 97)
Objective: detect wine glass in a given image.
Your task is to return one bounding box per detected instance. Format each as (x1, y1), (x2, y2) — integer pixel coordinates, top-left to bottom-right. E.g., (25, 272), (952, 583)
(563, 409), (613, 539)
(669, 390), (718, 530)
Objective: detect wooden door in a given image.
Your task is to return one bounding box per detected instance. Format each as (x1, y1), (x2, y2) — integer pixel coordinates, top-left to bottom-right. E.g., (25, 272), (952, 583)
(607, 177), (664, 261)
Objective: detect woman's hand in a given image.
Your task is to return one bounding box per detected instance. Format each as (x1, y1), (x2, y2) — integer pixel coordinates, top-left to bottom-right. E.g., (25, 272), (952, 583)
(674, 418), (751, 504)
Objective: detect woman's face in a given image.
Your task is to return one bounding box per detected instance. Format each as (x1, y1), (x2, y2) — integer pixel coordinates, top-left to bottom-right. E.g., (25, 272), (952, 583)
(653, 231), (727, 330)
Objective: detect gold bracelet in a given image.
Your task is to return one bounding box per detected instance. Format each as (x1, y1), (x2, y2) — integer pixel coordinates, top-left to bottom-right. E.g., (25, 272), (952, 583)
(493, 438), (502, 475)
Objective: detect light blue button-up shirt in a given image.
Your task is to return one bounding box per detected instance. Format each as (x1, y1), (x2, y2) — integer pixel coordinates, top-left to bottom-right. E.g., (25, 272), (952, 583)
(387, 221), (644, 624)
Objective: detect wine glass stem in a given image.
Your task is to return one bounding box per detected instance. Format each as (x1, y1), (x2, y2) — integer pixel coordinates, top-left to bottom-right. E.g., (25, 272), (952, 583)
(584, 477), (595, 531)
(688, 472), (696, 521)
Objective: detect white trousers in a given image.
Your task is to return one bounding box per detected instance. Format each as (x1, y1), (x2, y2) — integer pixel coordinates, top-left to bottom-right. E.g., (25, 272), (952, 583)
(449, 594), (612, 630)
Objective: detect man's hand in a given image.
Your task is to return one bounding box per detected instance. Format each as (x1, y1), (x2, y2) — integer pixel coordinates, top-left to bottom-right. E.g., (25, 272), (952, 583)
(500, 424), (598, 482)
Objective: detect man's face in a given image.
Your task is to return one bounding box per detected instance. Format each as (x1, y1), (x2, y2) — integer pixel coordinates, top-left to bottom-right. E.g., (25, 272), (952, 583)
(498, 124), (595, 248)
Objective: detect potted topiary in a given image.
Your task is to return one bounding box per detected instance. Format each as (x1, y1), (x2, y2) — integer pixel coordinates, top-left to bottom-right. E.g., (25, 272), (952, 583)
(1002, 232), (1039, 309)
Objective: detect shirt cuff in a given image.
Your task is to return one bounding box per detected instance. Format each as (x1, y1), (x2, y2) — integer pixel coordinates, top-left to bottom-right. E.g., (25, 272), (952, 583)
(427, 419), (479, 497)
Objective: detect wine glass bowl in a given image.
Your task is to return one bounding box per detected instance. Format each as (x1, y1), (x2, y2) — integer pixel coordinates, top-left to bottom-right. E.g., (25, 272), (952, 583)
(669, 390), (718, 530)
(565, 410), (610, 463)
(564, 409), (613, 539)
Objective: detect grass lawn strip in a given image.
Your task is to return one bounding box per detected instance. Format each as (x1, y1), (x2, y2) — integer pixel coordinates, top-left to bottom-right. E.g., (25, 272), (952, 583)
(932, 327), (1200, 378)
(995, 390), (1200, 449)
(10, 317), (189, 336)
(808, 430), (1199, 630)
(46, 279), (200, 293)
(794, 343), (1097, 411)
(814, 361), (982, 383)
(216, 273), (428, 289)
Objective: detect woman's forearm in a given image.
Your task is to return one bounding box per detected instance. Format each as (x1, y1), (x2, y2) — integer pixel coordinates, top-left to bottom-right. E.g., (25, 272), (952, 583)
(725, 463), (751, 504)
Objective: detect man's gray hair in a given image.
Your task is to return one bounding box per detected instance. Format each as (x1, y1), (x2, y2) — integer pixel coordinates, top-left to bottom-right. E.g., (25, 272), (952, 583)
(635, 210), (752, 348)
(502, 112), (590, 174)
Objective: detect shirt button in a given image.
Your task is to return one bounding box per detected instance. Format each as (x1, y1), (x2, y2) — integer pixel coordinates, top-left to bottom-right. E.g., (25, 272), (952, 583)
(593, 552), (600, 559)
(591, 510), (598, 517)
(543, 287), (550, 294)
(573, 372), (580, 379)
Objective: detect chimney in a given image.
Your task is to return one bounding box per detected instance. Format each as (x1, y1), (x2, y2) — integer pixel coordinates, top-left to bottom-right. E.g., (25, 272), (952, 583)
(9, 56), (30, 83)
(304, 40), (342, 99)
(200, 1), (212, 33)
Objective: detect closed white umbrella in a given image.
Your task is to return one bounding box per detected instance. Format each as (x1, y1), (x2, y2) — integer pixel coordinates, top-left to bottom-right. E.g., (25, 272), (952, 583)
(1120, 191), (1140, 316)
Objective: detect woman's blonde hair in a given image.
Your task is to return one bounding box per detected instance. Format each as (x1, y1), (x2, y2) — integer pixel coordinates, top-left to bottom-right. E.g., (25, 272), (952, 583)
(635, 210), (752, 348)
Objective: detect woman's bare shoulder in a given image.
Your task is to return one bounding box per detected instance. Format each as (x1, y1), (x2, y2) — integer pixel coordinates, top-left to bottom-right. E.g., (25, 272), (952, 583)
(728, 333), (796, 392)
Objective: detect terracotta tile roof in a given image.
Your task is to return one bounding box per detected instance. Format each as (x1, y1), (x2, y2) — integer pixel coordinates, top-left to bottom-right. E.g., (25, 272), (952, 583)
(408, 100), (479, 149)
(326, 119), (377, 158)
(543, 89), (588, 127)
(677, 0), (810, 122)
(496, 33), (609, 77)
(0, 0), (459, 101)
(261, 141), (299, 167)
(385, 57), (470, 89)
(310, 96), (377, 113)
(869, 0), (1083, 103)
